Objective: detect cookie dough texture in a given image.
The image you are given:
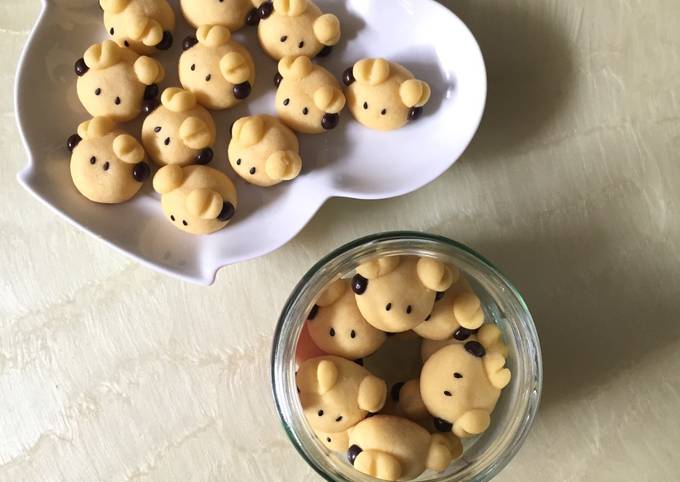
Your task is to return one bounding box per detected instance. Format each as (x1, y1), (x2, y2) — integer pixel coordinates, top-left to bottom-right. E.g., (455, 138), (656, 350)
(228, 115), (302, 187)
(257, 0), (341, 60)
(76, 40), (165, 122)
(69, 117), (149, 203)
(180, 0), (261, 32)
(101, 0), (175, 55)
(142, 87), (216, 167)
(179, 25), (256, 110)
(275, 55), (346, 134)
(344, 58), (431, 131)
(306, 279), (387, 359)
(152, 164), (238, 235)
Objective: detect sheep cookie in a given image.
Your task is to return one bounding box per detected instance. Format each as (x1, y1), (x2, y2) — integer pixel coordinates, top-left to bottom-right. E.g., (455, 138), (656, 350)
(75, 40), (164, 122)
(344, 58), (431, 131)
(142, 87), (216, 166)
(255, 0), (341, 60)
(305, 279), (386, 360)
(179, 25), (256, 110)
(153, 164), (237, 235)
(67, 117), (150, 203)
(296, 356), (387, 434)
(180, 0), (262, 32)
(421, 323), (508, 363)
(275, 55), (345, 134)
(352, 256), (458, 333)
(101, 0), (175, 55)
(420, 342), (511, 438)
(347, 415), (462, 481)
(228, 115), (302, 187)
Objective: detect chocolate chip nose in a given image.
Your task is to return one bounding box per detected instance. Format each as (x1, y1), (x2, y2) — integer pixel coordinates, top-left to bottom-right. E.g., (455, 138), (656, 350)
(258, 1), (274, 20)
(409, 106), (424, 121)
(195, 148), (213, 165)
(182, 35), (198, 51)
(74, 58), (89, 76)
(321, 113), (339, 130)
(143, 84), (159, 100)
(352, 274), (368, 295)
(464, 341), (486, 358)
(142, 99), (160, 115)
(132, 162), (150, 182)
(155, 31), (173, 50)
(342, 67), (355, 86)
(67, 134), (82, 152)
(218, 202), (235, 222)
(347, 445), (363, 465)
(233, 82), (251, 100)
(433, 417), (453, 432)
(245, 7), (261, 26)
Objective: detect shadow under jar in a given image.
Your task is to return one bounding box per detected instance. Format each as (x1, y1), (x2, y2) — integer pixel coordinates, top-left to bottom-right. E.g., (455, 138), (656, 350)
(271, 232), (542, 481)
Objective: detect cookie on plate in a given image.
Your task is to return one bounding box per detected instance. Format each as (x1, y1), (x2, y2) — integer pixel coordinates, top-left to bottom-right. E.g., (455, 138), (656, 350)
(75, 40), (164, 122)
(101, 0), (175, 55)
(179, 25), (255, 110)
(67, 117), (150, 204)
(180, 0), (262, 32)
(142, 87), (216, 166)
(228, 115), (302, 187)
(344, 58), (431, 131)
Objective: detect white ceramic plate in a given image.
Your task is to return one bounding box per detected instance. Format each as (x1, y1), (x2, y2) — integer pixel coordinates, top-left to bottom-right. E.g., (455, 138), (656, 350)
(16, 0), (486, 285)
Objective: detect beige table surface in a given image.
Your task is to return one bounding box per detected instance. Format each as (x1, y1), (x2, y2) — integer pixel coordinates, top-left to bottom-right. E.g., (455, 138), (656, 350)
(2, 1), (680, 481)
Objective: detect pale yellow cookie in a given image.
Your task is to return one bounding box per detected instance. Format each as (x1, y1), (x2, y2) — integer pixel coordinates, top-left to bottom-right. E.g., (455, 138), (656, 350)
(75, 40), (164, 122)
(152, 164), (238, 235)
(305, 279), (387, 359)
(296, 356), (387, 434)
(68, 117), (150, 203)
(275, 55), (345, 134)
(101, 0), (175, 55)
(179, 25), (256, 110)
(347, 415), (462, 481)
(228, 115), (302, 187)
(344, 58), (431, 131)
(180, 0), (262, 32)
(256, 0), (341, 60)
(420, 341), (511, 438)
(352, 256), (458, 333)
(142, 87), (216, 166)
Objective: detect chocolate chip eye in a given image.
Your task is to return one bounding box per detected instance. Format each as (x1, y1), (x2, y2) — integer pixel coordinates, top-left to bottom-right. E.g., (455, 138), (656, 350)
(124, 40), (130, 47)
(249, 167), (256, 175)
(170, 215), (175, 221)
(205, 74), (211, 81)
(381, 108), (387, 115)
(280, 35), (288, 42)
(283, 98), (290, 106)
(302, 107), (309, 115)
(114, 96), (121, 105)
(164, 137), (171, 146)
(191, 64), (196, 71)
(89, 156), (96, 165)
(326, 437), (331, 443)
(298, 41), (305, 48)
(329, 328), (335, 337)
(95, 88), (101, 96)
(454, 372), (463, 379)
(406, 305), (412, 314)
(350, 330), (356, 338)
(102, 161), (110, 171)
(154, 126), (161, 133)
(443, 390), (452, 397)
(385, 303), (392, 311)
(363, 102), (368, 110)
(236, 159), (242, 165)
(182, 220), (188, 226)
(335, 416), (343, 422)
(109, 27), (114, 35)
(317, 409), (324, 416)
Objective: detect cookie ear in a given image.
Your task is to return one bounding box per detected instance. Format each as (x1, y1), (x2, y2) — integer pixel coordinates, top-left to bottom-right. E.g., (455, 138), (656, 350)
(265, 150), (302, 181)
(127, 15), (164, 46)
(313, 86), (346, 114)
(483, 352), (512, 389)
(477, 324), (509, 357)
(153, 165), (185, 194)
(400, 79), (431, 108)
(453, 409), (491, 438)
(315, 279), (347, 307)
(179, 116), (213, 150)
(133, 56), (165, 85)
(232, 116), (265, 147)
(219, 51), (251, 85)
(273, 0), (308, 16)
(83, 40), (122, 70)
(453, 292), (484, 330)
(416, 258), (457, 292)
(113, 134), (145, 164)
(313, 14), (341, 46)
(278, 55), (313, 80)
(357, 375), (387, 413)
(99, 0), (129, 14)
(161, 87), (197, 112)
(186, 188), (224, 220)
(356, 256), (400, 279)
(77, 116), (117, 140)
(353, 58), (391, 86)
(196, 24), (232, 47)
(316, 359), (338, 395)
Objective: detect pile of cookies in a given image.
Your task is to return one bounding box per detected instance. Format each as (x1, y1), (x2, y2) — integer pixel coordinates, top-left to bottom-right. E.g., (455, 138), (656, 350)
(66, 0), (432, 235)
(296, 255), (511, 481)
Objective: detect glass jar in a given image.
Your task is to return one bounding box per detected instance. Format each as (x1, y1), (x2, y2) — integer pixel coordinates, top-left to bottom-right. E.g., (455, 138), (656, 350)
(271, 232), (542, 481)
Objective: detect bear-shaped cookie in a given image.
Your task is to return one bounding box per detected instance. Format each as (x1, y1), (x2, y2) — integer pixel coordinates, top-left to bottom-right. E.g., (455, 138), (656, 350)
(343, 58), (431, 131)
(228, 115), (302, 187)
(101, 0), (175, 55)
(420, 341), (511, 438)
(346, 415), (462, 481)
(255, 0), (341, 60)
(67, 117), (150, 203)
(413, 276), (485, 341)
(297, 356), (387, 434)
(142, 87), (216, 166)
(352, 256), (458, 333)
(180, 0), (262, 32)
(275, 55), (345, 134)
(421, 323), (508, 363)
(152, 164), (238, 235)
(75, 40), (164, 122)
(305, 279), (387, 360)
(179, 25), (255, 110)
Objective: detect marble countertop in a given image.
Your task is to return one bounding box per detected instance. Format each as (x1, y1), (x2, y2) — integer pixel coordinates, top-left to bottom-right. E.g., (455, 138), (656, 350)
(2, 1), (679, 481)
